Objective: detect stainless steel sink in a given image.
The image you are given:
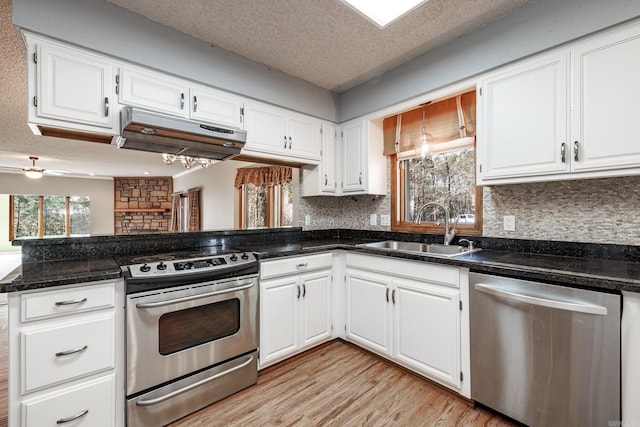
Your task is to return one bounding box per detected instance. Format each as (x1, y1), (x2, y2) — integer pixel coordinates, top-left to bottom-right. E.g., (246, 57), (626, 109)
(356, 240), (479, 258)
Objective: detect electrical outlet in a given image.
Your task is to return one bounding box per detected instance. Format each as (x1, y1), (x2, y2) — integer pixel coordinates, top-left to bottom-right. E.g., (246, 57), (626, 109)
(304, 214), (311, 226)
(369, 214), (377, 226)
(503, 215), (516, 231)
(380, 214), (391, 226)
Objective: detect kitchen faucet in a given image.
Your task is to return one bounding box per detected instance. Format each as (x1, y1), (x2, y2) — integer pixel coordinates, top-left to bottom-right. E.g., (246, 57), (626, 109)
(414, 202), (458, 245)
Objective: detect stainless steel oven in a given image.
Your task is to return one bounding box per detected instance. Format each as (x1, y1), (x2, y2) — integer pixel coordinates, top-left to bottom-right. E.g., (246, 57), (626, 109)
(122, 250), (259, 426)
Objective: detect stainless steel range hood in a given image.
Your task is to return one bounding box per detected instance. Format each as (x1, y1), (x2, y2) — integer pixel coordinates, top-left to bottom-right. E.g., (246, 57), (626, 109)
(117, 107), (247, 161)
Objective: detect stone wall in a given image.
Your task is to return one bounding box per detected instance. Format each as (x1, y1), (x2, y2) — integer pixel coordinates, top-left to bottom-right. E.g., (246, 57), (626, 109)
(114, 177), (173, 235)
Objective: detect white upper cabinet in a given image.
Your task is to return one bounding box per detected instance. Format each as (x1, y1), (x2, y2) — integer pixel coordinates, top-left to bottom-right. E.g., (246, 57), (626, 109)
(570, 23), (640, 172)
(478, 20), (640, 184)
(477, 51), (570, 181)
(189, 85), (244, 129)
(26, 34), (117, 134)
(118, 67), (189, 117)
(287, 112), (322, 160)
(243, 101), (321, 164)
(339, 118), (386, 195)
(301, 122), (338, 196)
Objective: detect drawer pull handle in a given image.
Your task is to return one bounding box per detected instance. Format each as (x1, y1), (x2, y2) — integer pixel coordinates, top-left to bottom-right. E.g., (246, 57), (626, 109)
(57, 409), (89, 424)
(296, 263), (308, 268)
(55, 297), (87, 306)
(136, 353), (255, 406)
(55, 345), (88, 357)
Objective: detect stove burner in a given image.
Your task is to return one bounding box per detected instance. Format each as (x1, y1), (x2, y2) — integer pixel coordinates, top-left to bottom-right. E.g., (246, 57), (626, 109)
(130, 254), (176, 263)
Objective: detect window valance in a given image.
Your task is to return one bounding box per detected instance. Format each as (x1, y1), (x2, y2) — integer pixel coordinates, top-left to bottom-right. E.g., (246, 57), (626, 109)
(383, 90), (476, 156)
(234, 166), (293, 188)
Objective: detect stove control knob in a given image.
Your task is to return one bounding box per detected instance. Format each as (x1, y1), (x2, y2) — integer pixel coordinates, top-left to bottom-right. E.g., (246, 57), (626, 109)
(241, 252), (249, 260)
(140, 263), (151, 273)
(230, 254), (238, 262)
(157, 262), (167, 271)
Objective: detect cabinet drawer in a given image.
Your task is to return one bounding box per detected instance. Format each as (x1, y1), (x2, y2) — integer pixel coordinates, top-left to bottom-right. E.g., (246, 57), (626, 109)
(22, 313), (115, 393)
(346, 253), (459, 288)
(22, 374), (115, 427)
(261, 253), (332, 280)
(21, 282), (115, 322)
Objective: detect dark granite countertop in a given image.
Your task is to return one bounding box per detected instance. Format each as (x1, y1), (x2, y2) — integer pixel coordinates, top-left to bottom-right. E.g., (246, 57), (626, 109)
(3, 230), (640, 294)
(246, 239), (640, 294)
(0, 257), (122, 292)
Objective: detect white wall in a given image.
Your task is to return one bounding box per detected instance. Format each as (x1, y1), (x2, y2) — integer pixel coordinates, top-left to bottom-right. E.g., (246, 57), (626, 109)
(0, 173), (114, 236)
(173, 161), (251, 230)
(174, 160), (300, 231)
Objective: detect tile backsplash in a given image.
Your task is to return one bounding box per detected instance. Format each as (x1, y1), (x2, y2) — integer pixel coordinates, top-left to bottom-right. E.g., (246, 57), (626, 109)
(482, 175), (640, 245)
(300, 157), (640, 245)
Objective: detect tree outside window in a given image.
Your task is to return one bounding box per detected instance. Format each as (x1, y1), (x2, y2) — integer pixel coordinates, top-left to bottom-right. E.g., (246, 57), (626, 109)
(11, 195), (91, 239)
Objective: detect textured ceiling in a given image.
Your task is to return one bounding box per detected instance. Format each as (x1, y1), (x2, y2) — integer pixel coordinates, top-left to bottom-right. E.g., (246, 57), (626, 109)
(107, 0), (533, 92)
(0, 0), (533, 179)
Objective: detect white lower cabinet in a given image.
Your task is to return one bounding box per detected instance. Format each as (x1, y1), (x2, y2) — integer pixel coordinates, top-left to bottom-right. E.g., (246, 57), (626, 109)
(260, 253), (333, 368)
(8, 280), (124, 427)
(345, 253), (469, 396)
(21, 374), (115, 427)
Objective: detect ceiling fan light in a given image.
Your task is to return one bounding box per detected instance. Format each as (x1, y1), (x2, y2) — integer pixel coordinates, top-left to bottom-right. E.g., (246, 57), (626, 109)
(24, 169), (43, 179)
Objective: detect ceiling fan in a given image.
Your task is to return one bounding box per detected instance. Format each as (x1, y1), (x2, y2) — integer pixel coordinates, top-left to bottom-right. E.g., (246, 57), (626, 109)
(0, 156), (70, 179)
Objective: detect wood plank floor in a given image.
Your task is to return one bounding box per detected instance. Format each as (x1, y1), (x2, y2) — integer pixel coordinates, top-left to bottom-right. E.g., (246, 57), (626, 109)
(170, 340), (515, 427)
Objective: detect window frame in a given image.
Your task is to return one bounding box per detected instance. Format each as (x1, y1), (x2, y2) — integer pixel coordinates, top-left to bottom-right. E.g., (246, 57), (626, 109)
(238, 182), (292, 229)
(9, 194), (91, 239)
(390, 153), (483, 235)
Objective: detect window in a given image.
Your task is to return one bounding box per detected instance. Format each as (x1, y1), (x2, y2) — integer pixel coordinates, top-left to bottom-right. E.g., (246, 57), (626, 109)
(10, 195), (91, 239)
(235, 166), (293, 229)
(386, 89), (482, 235)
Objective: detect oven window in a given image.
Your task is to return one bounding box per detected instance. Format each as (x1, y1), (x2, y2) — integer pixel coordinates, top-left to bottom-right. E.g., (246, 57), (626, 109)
(158, 299), (240, 355)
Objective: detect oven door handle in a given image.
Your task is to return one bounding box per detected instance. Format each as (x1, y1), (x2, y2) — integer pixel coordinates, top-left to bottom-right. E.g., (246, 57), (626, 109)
(134, 353), (255, 406)
(135, 281), (255, 309)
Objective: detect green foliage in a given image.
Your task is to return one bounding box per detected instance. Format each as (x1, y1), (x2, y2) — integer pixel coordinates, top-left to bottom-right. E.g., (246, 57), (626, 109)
(405, 148), (476, 223)
(12, 194), (91, 238)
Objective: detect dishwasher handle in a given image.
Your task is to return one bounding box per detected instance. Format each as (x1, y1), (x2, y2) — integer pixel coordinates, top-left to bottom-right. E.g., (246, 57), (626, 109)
(474, 283), (608, 316)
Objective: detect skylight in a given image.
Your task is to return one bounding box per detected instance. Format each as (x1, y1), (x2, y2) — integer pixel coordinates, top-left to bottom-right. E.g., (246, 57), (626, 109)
(342, 0), (427, 28)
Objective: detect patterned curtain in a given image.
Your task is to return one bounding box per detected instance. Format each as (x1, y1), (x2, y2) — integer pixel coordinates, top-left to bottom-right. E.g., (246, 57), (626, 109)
(169, 193), (181, 232)
(187, 188), (200, 232)
(234, 166), (292, 188)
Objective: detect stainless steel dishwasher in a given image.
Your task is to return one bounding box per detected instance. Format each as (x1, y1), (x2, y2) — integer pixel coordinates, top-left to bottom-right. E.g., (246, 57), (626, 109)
(470, 272), (620, 427)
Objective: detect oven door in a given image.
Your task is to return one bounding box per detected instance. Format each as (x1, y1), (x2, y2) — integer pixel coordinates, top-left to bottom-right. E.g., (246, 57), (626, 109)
(126, 274), (258, 396)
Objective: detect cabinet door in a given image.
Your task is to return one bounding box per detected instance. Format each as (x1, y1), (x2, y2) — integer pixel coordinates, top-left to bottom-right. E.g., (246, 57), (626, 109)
(287, 113), (322, 160)
(119, 67), (189, 117)
(260, 276), (299, 366)
(342, 121), (365, 192)
(300, 271), (332, 348)
(243, 102), (287, 155)
(321, 123), (337, 193)
(571, 24), (640, 172)
(478, 52), (570, 181)
(345, 269), (391, 356)
(393, 279), (460, 389)
(189, 86), (244, 129)
(37, 43), (114, 128)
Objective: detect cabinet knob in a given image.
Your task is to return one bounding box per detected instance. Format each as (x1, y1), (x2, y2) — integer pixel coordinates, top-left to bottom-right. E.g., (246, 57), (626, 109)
(297, 284), (301, 299)
(359, 172), (362, 185)
(180, 93), (185, 110)
(574, 141), (579, 162)
(288, 136), (292, 150)
(284, 136), (287, 149)
(104, 97), (109, 117)
(324, 174), (328, 186)
(560, 142), (566, 163)
(193, 95), (198, 112)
